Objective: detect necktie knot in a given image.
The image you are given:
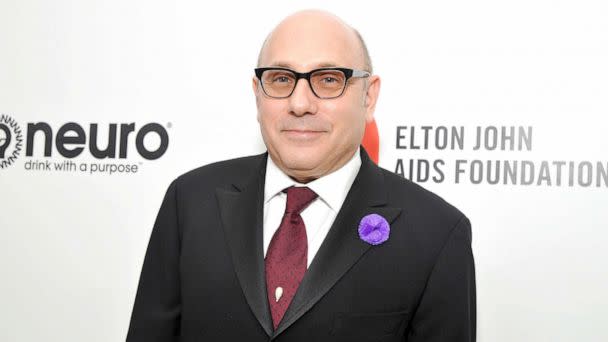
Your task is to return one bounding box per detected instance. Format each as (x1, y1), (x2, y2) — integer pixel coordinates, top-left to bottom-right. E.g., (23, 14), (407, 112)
(283, 186), (317, 215)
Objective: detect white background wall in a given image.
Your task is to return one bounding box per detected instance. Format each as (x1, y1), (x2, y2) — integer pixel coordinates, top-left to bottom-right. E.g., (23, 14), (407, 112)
(1, 0), (607, 341)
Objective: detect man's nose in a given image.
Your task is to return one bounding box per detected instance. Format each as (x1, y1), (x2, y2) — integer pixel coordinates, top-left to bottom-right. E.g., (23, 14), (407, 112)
(288, 78), (318, 116)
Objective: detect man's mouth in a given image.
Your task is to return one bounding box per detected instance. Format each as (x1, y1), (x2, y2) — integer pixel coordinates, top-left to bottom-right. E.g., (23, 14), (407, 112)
(282, 129), (325, 141)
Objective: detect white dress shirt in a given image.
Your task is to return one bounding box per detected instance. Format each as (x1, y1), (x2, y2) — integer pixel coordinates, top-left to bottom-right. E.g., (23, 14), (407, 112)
(263, 148), (362, 268)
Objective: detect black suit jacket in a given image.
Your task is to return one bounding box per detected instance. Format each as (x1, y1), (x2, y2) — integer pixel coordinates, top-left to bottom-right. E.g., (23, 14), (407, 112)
(127, 148), (476, 342)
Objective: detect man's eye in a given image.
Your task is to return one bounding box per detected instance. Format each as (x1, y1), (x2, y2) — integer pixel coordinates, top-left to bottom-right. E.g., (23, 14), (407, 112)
(272, 76), (292, 83)
(321, 77), (338, 83)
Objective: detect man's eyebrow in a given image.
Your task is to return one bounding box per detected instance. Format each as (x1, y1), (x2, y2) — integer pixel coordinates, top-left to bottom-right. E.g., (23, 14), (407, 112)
(316, 62), (339, 68)
(269, 62), (293, 68)
(266, 61), (341, 69)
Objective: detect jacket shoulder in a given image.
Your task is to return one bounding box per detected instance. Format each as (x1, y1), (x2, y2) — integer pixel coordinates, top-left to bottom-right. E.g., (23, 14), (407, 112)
(169, 153), (265, 200)
(380, 167), (470, 239)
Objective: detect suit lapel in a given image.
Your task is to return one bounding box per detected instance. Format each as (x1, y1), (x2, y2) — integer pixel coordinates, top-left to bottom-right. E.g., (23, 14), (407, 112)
(215, 150), (403, 339)
(272, 149), (402, 338)
(215, 154), (274, 337)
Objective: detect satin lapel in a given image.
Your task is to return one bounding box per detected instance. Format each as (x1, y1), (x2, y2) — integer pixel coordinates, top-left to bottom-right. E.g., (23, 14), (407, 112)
(272, 149), (403, 338)
(215, 154), (274, 337)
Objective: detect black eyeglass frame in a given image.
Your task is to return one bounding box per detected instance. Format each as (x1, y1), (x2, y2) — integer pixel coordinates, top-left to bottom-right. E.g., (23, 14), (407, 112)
(254, 67), (371, 99)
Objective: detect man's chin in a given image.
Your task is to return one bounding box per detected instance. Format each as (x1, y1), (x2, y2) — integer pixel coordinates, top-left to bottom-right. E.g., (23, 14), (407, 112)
(276, 156), (327, 182)
(281, 158), (320, 173)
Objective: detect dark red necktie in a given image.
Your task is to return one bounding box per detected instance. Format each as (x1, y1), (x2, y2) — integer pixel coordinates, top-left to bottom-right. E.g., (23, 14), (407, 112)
(265, 186), (318, 329)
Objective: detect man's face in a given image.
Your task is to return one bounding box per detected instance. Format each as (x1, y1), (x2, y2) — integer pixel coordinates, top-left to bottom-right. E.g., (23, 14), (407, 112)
(253, 12), (380, 182)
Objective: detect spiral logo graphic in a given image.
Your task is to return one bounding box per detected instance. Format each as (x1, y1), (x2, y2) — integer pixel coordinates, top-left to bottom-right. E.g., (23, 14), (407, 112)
(0, 114), (23, 169)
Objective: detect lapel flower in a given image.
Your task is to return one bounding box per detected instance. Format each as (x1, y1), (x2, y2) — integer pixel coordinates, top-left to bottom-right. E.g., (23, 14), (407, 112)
(358, 213), (390, 245)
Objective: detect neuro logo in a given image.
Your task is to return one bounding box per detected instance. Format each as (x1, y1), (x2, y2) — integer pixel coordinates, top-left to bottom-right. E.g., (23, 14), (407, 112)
(0, 113), (170, 174)
(0, 114), (23, 169)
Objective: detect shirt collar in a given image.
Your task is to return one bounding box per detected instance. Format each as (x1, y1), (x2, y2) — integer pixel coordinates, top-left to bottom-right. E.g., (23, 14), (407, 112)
(264, 147), (362, 211)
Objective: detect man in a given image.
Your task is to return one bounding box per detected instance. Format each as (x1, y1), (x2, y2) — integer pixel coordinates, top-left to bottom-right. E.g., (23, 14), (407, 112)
(127, 10), (475, 342)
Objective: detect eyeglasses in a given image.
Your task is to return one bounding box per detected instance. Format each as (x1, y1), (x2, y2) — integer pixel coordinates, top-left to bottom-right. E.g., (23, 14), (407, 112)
(254, 67), (371, 99)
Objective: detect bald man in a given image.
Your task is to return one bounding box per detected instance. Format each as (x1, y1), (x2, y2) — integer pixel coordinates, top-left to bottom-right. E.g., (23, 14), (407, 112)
(127, 10), (475, 342)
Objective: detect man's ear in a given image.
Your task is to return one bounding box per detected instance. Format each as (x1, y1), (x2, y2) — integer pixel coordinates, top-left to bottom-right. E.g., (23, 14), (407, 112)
(364, 75), (381, 122)
(252, 76), (259, 96)
(252, 76), (261, 107)
(252, 76), (262, 122)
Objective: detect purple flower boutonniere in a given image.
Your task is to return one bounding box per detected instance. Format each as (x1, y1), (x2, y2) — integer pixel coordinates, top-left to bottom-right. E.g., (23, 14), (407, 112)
(358, 214), (390, 245)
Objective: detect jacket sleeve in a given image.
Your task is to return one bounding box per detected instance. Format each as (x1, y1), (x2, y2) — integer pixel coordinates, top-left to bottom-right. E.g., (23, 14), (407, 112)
(406, 216), (476, 342)
(126, 180), (181, 342)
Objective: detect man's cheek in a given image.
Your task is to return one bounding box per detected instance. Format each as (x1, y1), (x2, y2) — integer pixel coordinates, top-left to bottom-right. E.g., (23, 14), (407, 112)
(322, 102), (339, 112)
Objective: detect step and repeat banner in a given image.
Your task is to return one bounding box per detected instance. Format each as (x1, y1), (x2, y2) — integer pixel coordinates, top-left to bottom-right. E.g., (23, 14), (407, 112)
(1, 1), (606, 341)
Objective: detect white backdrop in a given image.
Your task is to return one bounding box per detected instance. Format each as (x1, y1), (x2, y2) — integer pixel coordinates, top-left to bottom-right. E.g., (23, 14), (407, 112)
(1, 1), (607, 341)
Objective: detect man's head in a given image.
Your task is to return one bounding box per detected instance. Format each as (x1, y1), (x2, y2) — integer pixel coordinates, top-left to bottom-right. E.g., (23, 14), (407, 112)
(253, 10), (381, 183)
